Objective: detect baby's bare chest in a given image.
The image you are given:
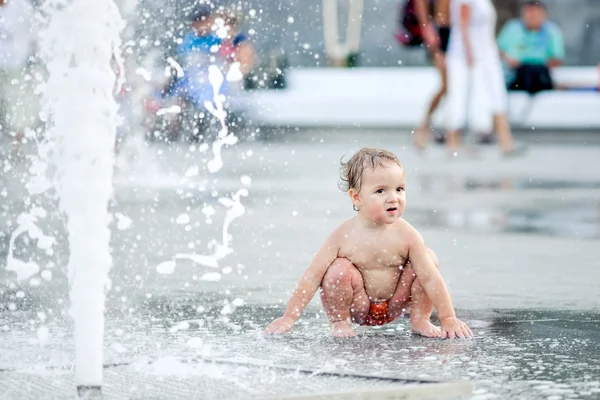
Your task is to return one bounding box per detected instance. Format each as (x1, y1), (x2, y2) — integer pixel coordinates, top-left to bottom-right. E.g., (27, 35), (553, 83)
(338, 235), (408, 270)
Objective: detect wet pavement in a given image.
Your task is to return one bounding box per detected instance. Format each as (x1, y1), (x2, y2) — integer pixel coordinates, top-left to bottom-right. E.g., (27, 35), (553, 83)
(1, 129), (600, 399)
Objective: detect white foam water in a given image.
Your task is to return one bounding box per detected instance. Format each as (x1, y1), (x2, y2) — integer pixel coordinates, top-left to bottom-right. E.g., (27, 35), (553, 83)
(38, 0), (124, 390)
(160, 187), (248, 272)
(156, 36), (249, 274)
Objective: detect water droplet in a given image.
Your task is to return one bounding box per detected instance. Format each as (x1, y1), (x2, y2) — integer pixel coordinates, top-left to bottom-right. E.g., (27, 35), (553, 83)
(240, 175), (251, 186)
(176, 214), (190, 224)
(186, 337), (204, 349)
(200, 272), (221, 282)
(115, 213), (132, 230)
(156, 261), (176, 275)
(41, 270), (52, 281)
(37, 326), (50, 347)
(232, 298), (244, 306)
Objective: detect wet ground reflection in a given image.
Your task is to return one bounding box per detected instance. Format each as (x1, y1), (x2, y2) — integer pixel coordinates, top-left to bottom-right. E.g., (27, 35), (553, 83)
(408, 203), (600, 239)
(1, 306), (599, 399)
(414, 175), (600, 239)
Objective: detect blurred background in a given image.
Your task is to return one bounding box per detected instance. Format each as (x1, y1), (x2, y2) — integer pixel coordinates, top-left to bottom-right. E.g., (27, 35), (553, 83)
(126, 0), (600, 67)
(3, 0), (599, 143)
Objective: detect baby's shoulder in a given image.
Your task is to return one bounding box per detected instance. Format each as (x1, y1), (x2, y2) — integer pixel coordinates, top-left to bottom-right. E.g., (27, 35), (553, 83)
(327, 217), (358, 241)
(393, 218), (414, 232)
(392, 219), (421, 241)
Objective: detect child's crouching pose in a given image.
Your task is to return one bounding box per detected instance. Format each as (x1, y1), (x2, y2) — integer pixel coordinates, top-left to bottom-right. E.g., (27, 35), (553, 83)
(265, 148), (472, 339)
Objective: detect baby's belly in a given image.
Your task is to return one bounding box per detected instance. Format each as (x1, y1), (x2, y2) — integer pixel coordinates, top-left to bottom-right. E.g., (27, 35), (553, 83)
(359, 268), (402, 302)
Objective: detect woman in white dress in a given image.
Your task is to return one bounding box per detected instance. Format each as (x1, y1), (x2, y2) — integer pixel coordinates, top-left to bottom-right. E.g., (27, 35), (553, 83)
(445, 0), (517, 155)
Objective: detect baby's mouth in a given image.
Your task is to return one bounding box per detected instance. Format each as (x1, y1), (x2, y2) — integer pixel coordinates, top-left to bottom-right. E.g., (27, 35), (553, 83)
(386, 207), (397, 212)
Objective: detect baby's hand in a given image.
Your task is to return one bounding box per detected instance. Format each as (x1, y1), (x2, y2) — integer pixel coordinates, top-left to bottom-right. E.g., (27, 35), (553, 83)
(264, 316), (296, 335)
(440, 317), (473, 339)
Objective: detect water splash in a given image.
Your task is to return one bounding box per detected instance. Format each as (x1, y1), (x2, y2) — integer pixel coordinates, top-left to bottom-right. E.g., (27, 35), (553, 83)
(38, 0), (124, 392)
(158, 188), (249, 273)
(6, 208), (55, 281)
(205, 65), (239, 173)
(156, 50), (248, 274)
(5, 126), (56, 283)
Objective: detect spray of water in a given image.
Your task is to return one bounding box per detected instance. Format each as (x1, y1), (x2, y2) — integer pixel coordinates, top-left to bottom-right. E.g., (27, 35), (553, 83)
(205, 64), (239, 173)
(38, 0), (123, 391)
(156, 36), (249, 277)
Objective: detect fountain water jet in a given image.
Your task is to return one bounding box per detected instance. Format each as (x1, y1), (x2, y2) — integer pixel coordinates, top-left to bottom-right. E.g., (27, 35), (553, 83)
(39, 0), (124, 396)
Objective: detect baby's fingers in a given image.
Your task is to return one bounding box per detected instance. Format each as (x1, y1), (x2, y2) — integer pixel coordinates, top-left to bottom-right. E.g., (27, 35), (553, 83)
(265, 322), (282, 335)
(451, 327), (463, 339)
(466, 325), (474, 337)
(264, 325), (276, 335)
(275, 325), (290, 334)
(440, 327), (449, 339)
(462, 324), (473, 338)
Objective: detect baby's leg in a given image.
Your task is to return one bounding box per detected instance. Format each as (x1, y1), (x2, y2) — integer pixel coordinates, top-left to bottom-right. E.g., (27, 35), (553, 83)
(320, 258), (370, 337)
(388, 249), (442, 338)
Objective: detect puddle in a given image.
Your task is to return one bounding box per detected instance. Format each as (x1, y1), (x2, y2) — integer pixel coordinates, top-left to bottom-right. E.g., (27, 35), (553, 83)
(413, 175), (600, 239)
(408, 203), (600, 239)
(418, 176), (600, 193)
(464, 179), (600, 192)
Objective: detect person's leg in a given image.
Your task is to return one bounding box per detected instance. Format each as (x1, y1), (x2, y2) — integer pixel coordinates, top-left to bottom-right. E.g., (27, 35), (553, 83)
(320, 257), (370, 337)
(485, 56), (517, 154)
(493, 114), (516, 153)
(387, 249), (442, 338)
(430, 53), (448, 116)
(415, 52), (447, 150)
(445, 58), (469, 154)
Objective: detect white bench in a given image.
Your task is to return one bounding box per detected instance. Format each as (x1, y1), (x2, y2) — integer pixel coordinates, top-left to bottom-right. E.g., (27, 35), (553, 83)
(240, 66), (600, 130)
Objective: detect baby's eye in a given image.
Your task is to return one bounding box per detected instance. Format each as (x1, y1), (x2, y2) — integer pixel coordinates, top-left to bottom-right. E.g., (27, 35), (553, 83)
(375, 189), (384, 194)
(397, 187), (404, 192)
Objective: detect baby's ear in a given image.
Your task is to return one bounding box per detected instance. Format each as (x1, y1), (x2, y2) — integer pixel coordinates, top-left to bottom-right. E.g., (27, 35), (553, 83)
(348, 188), (360, 208)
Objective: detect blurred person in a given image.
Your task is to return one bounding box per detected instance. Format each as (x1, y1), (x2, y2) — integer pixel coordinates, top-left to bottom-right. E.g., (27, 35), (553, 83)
(445, 0), (519, 156)
(147, 3), (255, 141)
(497, 0), (564, 94)
(215, 5), (254, 77)
(265, 148), (473, 339)
(172, 3), (254, 107)
(0, 0), (37, 143)
(411, 0), (451, 150)
(491, 0), (521, 36)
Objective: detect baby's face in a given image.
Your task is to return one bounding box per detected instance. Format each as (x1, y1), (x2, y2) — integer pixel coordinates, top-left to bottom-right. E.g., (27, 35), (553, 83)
(352, 161), (406, 224)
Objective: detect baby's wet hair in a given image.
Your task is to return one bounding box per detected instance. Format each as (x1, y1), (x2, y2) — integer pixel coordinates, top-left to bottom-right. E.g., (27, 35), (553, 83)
(339, 148), (403, 193)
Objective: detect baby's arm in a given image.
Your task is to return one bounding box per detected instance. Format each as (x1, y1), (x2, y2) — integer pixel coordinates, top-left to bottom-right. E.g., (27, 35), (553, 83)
(264, 228), (342, 334)
(406, 228), (473, 339)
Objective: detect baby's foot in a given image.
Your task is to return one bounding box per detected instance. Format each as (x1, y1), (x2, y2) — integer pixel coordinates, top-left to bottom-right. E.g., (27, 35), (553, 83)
(330, 321), (356, 338)
(411, 318), (442, 338)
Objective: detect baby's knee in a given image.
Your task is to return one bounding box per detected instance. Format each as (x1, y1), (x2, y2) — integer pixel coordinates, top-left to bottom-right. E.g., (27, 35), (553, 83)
(323, 258), (355, 281)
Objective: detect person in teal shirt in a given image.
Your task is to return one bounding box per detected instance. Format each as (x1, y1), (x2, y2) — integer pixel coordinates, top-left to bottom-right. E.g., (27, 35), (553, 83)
(496, 1), (565, 93)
